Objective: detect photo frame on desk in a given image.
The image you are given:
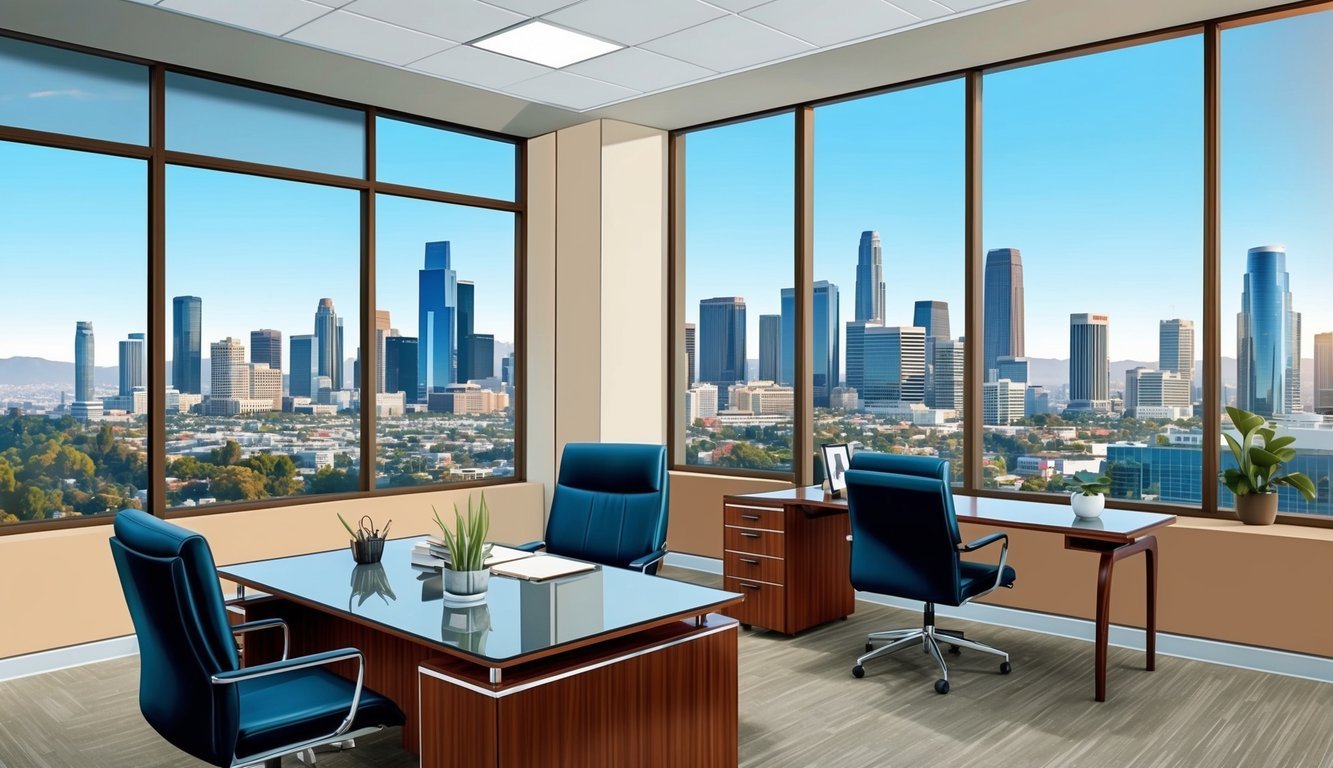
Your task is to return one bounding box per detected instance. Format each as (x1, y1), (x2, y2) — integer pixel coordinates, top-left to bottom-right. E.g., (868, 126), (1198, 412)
(821, 443), (851, 498)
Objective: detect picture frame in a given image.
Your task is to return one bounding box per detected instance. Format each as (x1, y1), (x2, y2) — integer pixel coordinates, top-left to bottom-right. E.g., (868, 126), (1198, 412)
(820, 443), (852, 498)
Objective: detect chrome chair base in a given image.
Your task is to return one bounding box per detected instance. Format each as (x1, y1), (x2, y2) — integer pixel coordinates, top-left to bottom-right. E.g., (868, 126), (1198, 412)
(852, 617), (1011, 694)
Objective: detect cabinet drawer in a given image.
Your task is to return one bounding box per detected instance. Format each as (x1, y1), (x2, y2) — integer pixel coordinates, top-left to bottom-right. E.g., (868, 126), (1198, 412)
(724, 525), (784, 558)
(723, 503), (785, 532)
(723, 577), (786, 630)
(724, 551), (785, 585)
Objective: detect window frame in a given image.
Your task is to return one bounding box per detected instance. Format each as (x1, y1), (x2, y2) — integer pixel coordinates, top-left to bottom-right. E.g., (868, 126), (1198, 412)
(0, 27), (526, 533)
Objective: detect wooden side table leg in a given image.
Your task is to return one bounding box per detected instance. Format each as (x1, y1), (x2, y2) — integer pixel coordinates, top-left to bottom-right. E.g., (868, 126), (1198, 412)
(1094, 550), (1116, 703)
(1144, 535), (1158, 672)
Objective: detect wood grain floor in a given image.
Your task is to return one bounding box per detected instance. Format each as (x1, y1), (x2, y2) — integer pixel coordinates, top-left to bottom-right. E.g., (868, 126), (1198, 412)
(2, 566), (1330, 768)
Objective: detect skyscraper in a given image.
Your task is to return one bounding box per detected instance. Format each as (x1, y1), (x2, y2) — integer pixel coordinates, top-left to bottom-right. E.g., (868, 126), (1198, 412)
(456, 281), (474, 382)
(210, 337), (248, 399)
(250, 329), (282, 372)
(984, 379), (1026, 426)
(119, 332), (145, 396)
(780, 289), (795, 386)
(172, 295), (202, 394)
(74, 321), (95, 403)
(314, 298), (342, 391)
(996, 356), (1029, 384)
(854, 231), (885, 324)
(419, 241), (458, 398)
(467, 334), (495, 380)
(933, 339), (964, 411)
(845, 321), (872, 396)
(374, 310), (391, 393)
(758, 314), (781, 382)
(1158, 319), (1194, 390)
(289, 334), (316, 398)
(1068, 313), (1110, 410)
(385, 336), (420, 403)
(1316, 333), (1333, 415)
(1238, 245), (1301, 418)
(861, 326), (925, 405)
(684, 323), (696, 386)
(698, 297), (746, 409)
(982, 248), (1024, 380)
(813, 281), (840, 408)
(913, 300), (950, 341)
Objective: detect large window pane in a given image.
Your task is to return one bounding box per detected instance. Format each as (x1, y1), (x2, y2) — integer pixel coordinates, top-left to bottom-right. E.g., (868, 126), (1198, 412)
(376, 117), (516, 201)
(813, 80), (965, 484)
(680, 114), (795, 473)
(1222, 9), (1333, 518)
(166, 73), (364, 177)
(983, 36), (1203, 502)
(0, 36), (148, 145)
(165, 167), (360, 507)
(0, 142), (148, 526)
(374, 195), (517, 487)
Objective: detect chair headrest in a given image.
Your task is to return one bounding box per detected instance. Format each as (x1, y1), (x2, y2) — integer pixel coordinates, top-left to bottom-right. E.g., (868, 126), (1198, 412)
(845, 468), (944, 495)
(558, 443), (666, 494)
(113, 508), (203, 559)
(848, 452), (949, 482)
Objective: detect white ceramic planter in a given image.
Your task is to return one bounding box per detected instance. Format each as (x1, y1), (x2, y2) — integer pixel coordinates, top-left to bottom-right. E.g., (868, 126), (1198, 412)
(443, 568), (490, 604)
(1070, 492), (1105, 519)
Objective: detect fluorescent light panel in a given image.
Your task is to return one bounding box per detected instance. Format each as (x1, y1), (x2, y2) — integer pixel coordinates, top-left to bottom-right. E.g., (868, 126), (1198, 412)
(473, 20), (621, 69)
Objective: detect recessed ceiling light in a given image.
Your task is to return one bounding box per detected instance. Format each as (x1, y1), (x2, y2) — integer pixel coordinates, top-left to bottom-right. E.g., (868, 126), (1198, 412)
(472, 21), (622, 69)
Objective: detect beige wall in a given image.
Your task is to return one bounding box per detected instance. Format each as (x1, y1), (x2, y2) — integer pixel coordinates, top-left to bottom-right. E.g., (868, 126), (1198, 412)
(670, 472), (1333, 658)
(0, 484), (544, 659)
(526, 132), (558, 510)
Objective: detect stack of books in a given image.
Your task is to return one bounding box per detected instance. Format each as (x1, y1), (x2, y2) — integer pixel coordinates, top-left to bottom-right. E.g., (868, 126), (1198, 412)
(410, 537), (535, 571)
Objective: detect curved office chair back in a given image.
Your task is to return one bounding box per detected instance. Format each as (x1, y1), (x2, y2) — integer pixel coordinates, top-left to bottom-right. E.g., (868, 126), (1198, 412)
(547, 443), (669, 571)
(109, 509), (241, 765)
(845, 454), (964, 605)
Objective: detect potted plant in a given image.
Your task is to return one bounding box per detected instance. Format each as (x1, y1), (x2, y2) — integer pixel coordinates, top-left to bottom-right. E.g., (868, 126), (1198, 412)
(1221, 406), (1316, 525)
(433, 493), (493, 603)
(1068, 470), (1111, 519)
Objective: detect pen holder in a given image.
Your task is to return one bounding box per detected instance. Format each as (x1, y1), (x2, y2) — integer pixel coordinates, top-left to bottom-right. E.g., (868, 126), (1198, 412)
(350, 536), (386, 565)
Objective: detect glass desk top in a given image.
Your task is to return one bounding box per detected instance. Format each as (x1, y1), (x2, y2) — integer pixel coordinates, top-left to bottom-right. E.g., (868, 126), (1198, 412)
(219, 537), (740, 665)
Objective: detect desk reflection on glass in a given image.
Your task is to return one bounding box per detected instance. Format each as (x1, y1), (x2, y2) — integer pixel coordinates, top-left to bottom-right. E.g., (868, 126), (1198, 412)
(349, 563), (397, 609)
(519, 569), (604, 652)
(442, 602), (491, 655)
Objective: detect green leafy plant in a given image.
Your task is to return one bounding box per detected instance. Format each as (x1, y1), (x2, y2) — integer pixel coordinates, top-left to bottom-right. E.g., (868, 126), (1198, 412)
(1221, 406), (1316, 499)
(433, 493), (492, 572)
(1068, 470), (1111, 497)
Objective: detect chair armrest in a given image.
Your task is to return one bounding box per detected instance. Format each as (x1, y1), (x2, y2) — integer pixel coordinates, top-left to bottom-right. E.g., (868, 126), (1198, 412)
(232, 618), (288, 660)
(212, 648), (366, 742)
(628, 547), (668, 573)
(515, 541), (545, 553)
(959, 532), (1007, 553)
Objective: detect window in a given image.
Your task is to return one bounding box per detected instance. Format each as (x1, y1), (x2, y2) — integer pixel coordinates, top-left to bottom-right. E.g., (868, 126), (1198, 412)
(678, 113), (795, 473)
(1221, 9), (1333, 518)
(374, 195), (517, 488)
(164, 167), (361, 507)
(982, 36), (1203, 502)
(0, 36), (147, 145)
(166, 73), (365, 177)
(813, 79), (966, 484)
(0, 141), (148, 525)
(376, 117), (516, 201)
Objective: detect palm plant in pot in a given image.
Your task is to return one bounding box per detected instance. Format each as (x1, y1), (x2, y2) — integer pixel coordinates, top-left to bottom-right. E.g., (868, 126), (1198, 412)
(1068, 470), (1111, 519)
(433, 494), (492, 603)
(1222, 406), (1315, 525)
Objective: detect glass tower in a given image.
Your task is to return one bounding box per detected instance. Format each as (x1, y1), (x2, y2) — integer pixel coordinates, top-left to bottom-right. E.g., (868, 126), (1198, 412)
(289, 334), (316, 399)
(758, 314), (781, 383)
(854, 231), (884, 324)
(982, 248), (1024, 381)
(314, 298), (342, 391)
(457, 281), (474, 382)
(385, 336), (419, 403)
(1069, 313), (1110, 407)
(698, 296), (746, 408)
(172, 295), (202, 394)
(119, 332), (145, 396)
(74, 320), (95, 403)
(418, 241), (458, 399)
(250, 329), (282, 372)
(1238, 245), (1301, 418)
(813, 281), (840, 408)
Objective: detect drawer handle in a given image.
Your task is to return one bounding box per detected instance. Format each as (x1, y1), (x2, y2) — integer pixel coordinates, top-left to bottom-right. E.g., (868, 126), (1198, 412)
(740, 532), (761, 539)
(739, 557), (760, 565)
(739, 582), (761, 590)
(740, 513), (761, 520)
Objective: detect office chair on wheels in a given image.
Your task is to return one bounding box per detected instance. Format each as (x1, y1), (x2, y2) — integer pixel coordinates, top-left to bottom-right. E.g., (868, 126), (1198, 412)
(845, 454), (1016, 694)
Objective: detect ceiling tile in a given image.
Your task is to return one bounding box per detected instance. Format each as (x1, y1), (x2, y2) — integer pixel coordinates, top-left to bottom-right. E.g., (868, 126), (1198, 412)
(158, 0), (331, 36)
(743, 0), (917, 47)
(701, 0), (770, 11)
(641, 15), (812, 73)
(504, 70), (637, 110)
(409, 45), (552, 89)
(481, 0), (580, 15)
(566, 47), (712, 92)
(306, 0), (354, 7)
(343, 0), (524, 43)
(884, 0), (952, 20)
(285, 11), (456, 65)
(936, 0), (1010, 10)
(544, 0), (726, 47)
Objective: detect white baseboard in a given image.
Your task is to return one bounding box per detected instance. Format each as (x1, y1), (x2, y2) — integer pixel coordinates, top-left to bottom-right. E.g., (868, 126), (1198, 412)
(0, 635), (139, 683)
(664, 552), (1333, 684)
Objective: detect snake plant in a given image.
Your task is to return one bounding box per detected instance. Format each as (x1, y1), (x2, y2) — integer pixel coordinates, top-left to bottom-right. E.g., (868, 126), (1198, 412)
(432, 493), (493, 572)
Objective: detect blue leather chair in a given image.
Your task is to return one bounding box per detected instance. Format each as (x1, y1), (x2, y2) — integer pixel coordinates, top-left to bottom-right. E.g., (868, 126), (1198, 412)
(519, 443), (670, 574)
(109, 509), (404, 767)
(845, 454), (1016, 694)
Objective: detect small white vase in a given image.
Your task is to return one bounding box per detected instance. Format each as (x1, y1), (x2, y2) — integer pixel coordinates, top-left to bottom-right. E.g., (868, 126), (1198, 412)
(1071, 492), (1105, 519)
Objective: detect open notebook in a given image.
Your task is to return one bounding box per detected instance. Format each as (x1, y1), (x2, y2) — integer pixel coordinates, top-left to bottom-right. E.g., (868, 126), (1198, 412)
(490, 554), (598, 582)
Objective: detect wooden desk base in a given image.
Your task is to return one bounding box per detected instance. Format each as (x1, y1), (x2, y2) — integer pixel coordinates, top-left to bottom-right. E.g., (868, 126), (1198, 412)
(1066, 535), (1159, 702)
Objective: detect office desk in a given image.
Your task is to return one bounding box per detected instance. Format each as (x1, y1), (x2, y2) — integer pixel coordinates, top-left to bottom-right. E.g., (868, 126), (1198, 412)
(221, 538), (743, 767)
(724, 486), (1175, 702)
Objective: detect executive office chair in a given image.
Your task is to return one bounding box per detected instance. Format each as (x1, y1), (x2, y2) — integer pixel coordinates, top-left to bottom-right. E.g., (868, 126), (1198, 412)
(109, 509), (404, 767)
(845, 454), (1016, 694)
(519, 443), (670, 574)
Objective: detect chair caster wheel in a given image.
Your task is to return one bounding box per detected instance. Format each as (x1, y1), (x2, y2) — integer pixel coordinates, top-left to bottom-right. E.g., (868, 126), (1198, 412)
(949, 645), (961, 655)
(934, 679), (950, 695)
(852, 665), (866, 679)
(1000, 661), (1012, 675)
(741, 624), (752, 631)
(865, 642), (874, 653)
